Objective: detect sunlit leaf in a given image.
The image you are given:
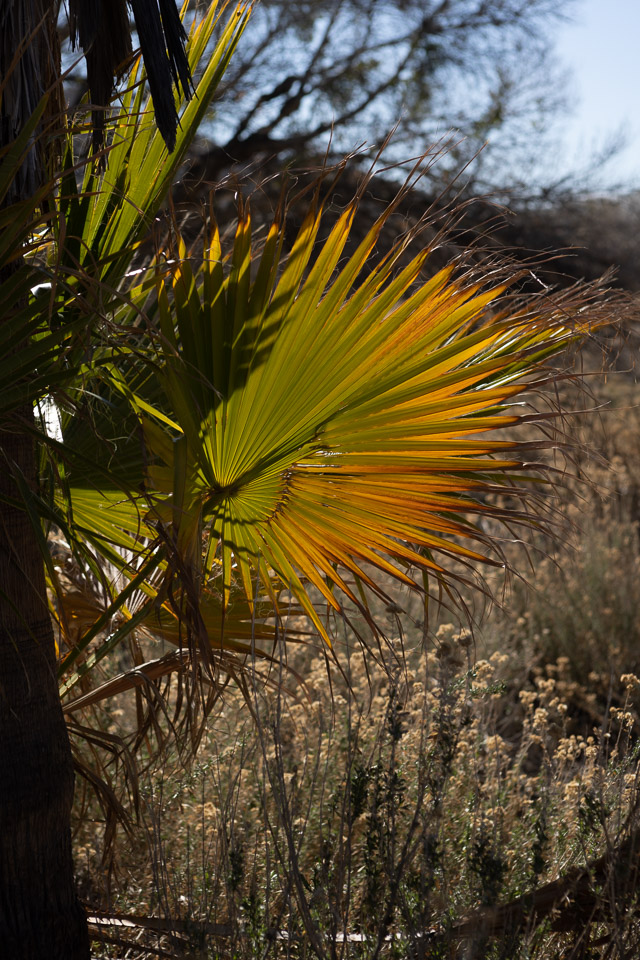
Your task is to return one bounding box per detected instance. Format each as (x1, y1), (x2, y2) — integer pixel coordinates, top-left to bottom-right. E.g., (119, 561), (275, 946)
(66, 194), (604, 650)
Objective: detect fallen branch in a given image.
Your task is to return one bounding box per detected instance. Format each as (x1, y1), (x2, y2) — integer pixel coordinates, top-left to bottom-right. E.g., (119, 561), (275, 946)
(85, 826), (640, 950)
(447, 824), (640, 942)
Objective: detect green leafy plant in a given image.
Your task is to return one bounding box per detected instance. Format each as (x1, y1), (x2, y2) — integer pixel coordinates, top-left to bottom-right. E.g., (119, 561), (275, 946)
(44, 171), (610, 724)
(0, 1), (249, 423)
(2, 0), (613, 881)
(1, 4), (628, 958)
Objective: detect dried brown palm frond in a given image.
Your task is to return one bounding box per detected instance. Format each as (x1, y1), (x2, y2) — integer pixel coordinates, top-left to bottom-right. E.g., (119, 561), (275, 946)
(68, 0), (194, 153)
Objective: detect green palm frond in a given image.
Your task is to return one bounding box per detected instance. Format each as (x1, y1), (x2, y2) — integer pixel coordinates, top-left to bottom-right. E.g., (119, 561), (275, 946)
(58, 189), (602, 662)
(0, 4), (258, 704)
(58, 1), (250, 291)
(3, 6), (603, 712)
(0, 3), (249, 423)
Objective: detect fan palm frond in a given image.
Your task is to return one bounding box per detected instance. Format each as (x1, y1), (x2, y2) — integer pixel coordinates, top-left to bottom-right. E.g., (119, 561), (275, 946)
(56, 183), (606, 678)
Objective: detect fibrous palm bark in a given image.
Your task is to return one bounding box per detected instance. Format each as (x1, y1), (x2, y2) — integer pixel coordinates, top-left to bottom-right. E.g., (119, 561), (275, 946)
(0, 4), (90, 952)
(0, 425), (91, 957)
(0, 2), (190, 956)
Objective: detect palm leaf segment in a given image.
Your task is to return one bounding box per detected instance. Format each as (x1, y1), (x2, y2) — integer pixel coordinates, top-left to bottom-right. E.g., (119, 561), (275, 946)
(0, 2), (249, 424)
(0, 3), (256, 701)
(84, 196), (593, 647)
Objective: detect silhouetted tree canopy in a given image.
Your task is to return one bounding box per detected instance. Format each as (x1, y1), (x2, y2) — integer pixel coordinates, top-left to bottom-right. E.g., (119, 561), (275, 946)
(198, 0), (573, 188)
(60, 0), (575, 191)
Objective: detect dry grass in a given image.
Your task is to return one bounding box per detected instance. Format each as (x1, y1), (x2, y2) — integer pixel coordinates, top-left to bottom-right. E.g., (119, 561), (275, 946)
(71, 370), (640, 959)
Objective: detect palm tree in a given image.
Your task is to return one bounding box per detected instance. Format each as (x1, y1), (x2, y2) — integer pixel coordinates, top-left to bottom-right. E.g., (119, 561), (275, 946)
(36, 149), (611, 952)
(0, 3), (611, 957)
(0, 2), (238, 955)
(52, 184), (606, 704)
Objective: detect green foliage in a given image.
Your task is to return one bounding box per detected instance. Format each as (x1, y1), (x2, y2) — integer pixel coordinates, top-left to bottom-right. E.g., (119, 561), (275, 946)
(2, 2), (612, 744)
(0, 1), (249, 422)
(3, 2), (638, 958)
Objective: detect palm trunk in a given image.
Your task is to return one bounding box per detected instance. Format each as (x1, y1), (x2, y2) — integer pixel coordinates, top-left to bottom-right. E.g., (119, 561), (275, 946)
(0, 1), (191, 951)
(1, 2), (89, 956)
(0, 420), (90, 958)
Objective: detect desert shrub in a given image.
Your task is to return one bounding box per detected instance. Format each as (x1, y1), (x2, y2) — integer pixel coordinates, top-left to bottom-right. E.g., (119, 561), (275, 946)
(79, 622), (640, 958)
(478, 382), (640, 697)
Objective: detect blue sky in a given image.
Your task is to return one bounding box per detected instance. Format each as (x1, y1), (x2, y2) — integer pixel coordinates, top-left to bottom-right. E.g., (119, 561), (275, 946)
(556, 0), (640, 189)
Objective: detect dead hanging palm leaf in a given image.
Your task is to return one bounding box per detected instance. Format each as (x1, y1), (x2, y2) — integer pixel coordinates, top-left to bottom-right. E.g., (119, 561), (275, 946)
(0, 0), (66, 199)
(68, 0), (193, 152)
